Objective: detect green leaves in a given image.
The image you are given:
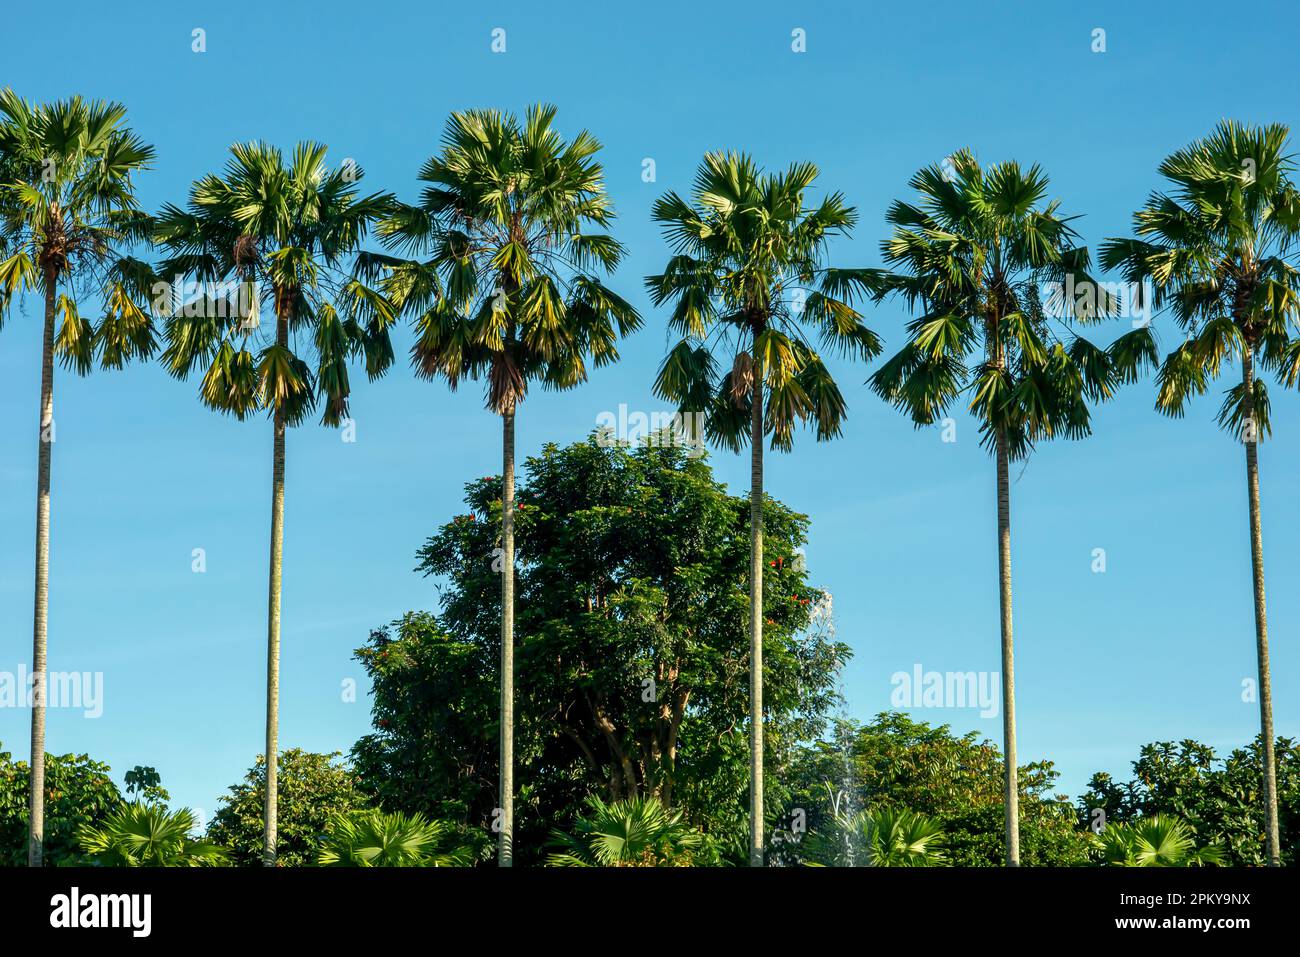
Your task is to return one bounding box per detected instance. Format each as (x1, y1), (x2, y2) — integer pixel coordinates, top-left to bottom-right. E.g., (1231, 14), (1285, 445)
(318, 810), (477, 867)
(79, 803), (227, 868)
(545, 796), (707, 867)
(804, 801), (948, 867)
(1217, 377), (1271, 440)
(1093, 814), (1224, 867)
(53, 295), (93, 374)
(208, 749), (366, 867)
(199, 341), (259, 418)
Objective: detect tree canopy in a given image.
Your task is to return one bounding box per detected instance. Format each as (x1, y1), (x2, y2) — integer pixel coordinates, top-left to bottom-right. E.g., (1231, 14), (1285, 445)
(351, 435), (849, 863)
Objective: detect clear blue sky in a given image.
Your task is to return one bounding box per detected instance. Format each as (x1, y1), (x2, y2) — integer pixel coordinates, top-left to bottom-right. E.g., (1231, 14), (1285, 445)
(2, 0), (1297, 826)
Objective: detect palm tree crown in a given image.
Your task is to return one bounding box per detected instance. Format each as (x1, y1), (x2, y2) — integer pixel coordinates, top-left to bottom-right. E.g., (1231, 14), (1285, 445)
(1101, 121), (1300, 432)
(0, 90), (156, 367)
(374, 103), (641, 412)
(869, 150), (1122, 454)
(649, 151), (881, 449)
(154, 140), (397, 422)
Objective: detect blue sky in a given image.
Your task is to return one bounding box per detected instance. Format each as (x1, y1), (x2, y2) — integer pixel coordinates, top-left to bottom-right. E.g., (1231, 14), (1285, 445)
(1, 0), (1297, 825)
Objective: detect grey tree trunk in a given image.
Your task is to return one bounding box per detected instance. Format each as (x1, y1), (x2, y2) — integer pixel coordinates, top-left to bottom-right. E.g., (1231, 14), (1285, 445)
(995, 427), (1019, 866)
(27, 281), (56, 867)
(262, 310), (288, 867)
(499, 406), (516, 867)
(1241, 347), (1280, 865)
(748, 355), (765, 867)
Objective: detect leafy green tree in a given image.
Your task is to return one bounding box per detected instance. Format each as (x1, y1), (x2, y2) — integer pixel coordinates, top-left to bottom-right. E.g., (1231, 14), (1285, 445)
(546, 796), (710, 867)
(207, 749), (367, 867)
(1078, 736), (1299, 865)
(372, 105), (640, 866)
(784, 714), (1092, 866)
(154, 143), (395, 865)
(0, 91), (156, 865)
(352, 436), (848, 865)
(648, 152), (881, 864)
(123, 766), (169, 805)
(1092, 814), (1224, 867)
(318, 809), (481, 867)
(0, 748), (123, 866)
(803, 801), (947, 867)
(869, 153), (1121, 864)
(79, 803), (227, 867)
(351, 612), (496, 827)
(1101, 121), (1300, 865)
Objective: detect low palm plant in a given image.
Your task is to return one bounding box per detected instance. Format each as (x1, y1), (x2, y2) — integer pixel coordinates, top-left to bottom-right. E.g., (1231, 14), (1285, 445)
(317, 810), (477, 867)
(803, 794), (947, 867)
(1093, 815), (1224, 867)
(79, 804), (228, 867)
(546, 796), (709, 867)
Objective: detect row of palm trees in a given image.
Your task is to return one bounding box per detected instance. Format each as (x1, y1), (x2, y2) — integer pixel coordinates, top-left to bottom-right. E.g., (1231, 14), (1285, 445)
(1, 89), (1293, 867)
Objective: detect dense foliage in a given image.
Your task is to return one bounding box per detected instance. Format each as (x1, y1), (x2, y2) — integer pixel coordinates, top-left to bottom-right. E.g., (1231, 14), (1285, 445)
(782, 714), (1092, 866)
(0, 748), (122, 867)
(1078, 737), (1299, 866)
(352, 436), (848, 864)
(207, 750), (366, 867)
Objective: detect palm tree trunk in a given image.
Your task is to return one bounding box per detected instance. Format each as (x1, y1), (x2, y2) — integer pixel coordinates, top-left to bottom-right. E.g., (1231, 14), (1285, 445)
(262, 308), (289, 867)
(995, 427), (1019, 867)
(27, 281), (56, 867)
(748, 354), (765, 867)
(1241, 346), (1280, 865)
(499, 406), (516, 867)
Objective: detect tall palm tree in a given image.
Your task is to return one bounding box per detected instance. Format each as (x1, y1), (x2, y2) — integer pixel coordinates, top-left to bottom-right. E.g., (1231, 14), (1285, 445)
(1102, 121), (1300, 866)
(869, 151), (1124, 865)
(154, 141), (396, 866)
(647, 152), (882, 866)
(0, 90), (156, 867)
(372, 105), (641, 866)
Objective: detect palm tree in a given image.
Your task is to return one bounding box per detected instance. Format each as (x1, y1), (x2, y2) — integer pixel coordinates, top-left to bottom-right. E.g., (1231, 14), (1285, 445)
(372, 105), (641, 866)
(869, 151), (1124, 865)
(647, 152), (882, 866)
(79, 804), (228, 867)
(0, 91), (156, 867)
(1093, 814), (1224, 867)
(1101, 121), (1300, 866)
(153, 141), (396, 866)
(318, 810), (477, 867)
(546, 796), (707, 866)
